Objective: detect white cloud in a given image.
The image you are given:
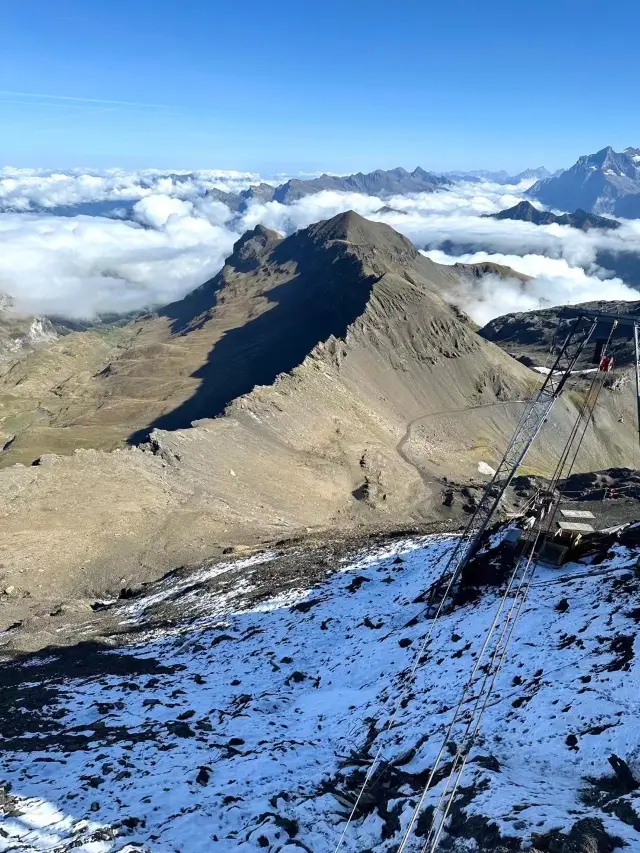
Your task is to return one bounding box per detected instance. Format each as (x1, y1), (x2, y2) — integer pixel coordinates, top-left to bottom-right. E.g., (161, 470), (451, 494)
(0, 167), (264, 211)
(423, 248), (639, 326)
(0, 170), (639, 323)
(0, 209), (238, 318)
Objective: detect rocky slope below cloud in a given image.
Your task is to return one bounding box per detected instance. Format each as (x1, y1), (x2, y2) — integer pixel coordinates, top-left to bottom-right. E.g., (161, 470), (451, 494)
(1, 524), (639, 851)
(528, 146), (640, 217)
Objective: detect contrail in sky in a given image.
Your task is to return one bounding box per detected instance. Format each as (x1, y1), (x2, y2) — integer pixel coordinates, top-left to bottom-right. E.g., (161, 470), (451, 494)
(0, 90), (175, 109)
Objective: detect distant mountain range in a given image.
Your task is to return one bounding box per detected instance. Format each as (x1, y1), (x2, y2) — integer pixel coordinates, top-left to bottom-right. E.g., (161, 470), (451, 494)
(528, 146), (640, 217)
(207, 166), (452, 209)
(21, 164), (564, 221)
(488, 199), (620, 231)
(444, 166), (557, 184)
(208, 166), (558, 208)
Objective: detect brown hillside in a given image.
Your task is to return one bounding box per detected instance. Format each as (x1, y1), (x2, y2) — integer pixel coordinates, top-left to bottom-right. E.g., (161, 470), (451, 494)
(0, 212), (636, 640)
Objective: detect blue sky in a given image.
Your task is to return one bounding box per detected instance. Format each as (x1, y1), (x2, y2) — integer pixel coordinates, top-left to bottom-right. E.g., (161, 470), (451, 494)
(2, 0), (640, 173)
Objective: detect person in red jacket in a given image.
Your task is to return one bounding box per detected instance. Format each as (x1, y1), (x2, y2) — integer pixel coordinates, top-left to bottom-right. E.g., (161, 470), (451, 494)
(599, 355), (615, 372)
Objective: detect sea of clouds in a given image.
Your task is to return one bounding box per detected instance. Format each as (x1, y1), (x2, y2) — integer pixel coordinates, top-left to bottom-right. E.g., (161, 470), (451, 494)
(1, 166), (639, 323)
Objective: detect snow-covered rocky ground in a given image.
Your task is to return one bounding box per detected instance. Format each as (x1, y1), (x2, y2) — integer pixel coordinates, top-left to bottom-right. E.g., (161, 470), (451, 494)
(1, 529), (640, 852)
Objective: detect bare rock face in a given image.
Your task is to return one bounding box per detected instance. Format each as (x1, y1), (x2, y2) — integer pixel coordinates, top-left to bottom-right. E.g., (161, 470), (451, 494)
(228, 224), (282, 272)
(0, 210), (507, 464)
(0, 293), (58, 362)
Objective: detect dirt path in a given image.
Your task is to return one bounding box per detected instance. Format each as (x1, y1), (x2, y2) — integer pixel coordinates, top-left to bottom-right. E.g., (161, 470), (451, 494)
(395, 399), (527, 495)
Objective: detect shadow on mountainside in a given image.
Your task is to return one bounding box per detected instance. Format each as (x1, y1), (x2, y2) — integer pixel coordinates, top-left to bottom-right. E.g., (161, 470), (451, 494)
(127, 246), (376, 445)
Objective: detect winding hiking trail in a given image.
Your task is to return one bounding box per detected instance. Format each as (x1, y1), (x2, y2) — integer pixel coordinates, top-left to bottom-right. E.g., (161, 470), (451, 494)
(395, 399), (528, 502)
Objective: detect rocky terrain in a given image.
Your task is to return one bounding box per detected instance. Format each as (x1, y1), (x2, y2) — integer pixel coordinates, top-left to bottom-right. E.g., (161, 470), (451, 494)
(479, 299), (640, 367)
(0, 197), (639, 853)
(528, 146), (640, 217)
(0, 212), (637, 635)
(1, 521), (639, 851)
(267, 166), (452, 203)
(0, 295), (58, 362)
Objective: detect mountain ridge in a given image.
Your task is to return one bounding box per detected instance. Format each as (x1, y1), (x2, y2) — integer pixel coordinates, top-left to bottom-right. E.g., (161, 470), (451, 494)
(488, 199), (621, 230)
(0, 211), (636, 635)
(444, 166), (557, 184)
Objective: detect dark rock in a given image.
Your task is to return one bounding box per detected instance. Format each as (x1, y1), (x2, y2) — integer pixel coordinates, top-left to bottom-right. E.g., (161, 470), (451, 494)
(346, 575), (371, 593)
(291, 598), (322, 613)
(121, 816), (145, 830)
(608, 754), (639, 792)
(166, 721), (195, 738)
(472, 755), (501, 772)
(564, 817), (621, 852)
(195, 766), (211, 786)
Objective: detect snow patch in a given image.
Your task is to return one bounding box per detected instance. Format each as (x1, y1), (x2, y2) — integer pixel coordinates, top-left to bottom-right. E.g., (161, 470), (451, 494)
(1, 533), (639, 851)
(477, 460), (496, 477)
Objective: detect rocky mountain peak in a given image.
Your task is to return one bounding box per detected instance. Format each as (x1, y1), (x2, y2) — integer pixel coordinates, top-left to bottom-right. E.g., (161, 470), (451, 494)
(505, 200), (539, 216)
(582, 145), (616, 167)
(227, 224), (283, 272)
(411, 166), (431, 179)
(527, 147), (640, 216)
(306, 210), (415, 252)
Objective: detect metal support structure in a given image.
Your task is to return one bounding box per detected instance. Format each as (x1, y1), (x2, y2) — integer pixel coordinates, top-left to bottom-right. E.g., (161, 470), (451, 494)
(576, 307), (640, 455)
(634, 323), (640, 455)
(427, 313), (599, 612)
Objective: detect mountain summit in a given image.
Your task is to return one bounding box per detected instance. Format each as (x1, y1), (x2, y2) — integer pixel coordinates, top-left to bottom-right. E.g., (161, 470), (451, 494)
(528, 145), (640, 217)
